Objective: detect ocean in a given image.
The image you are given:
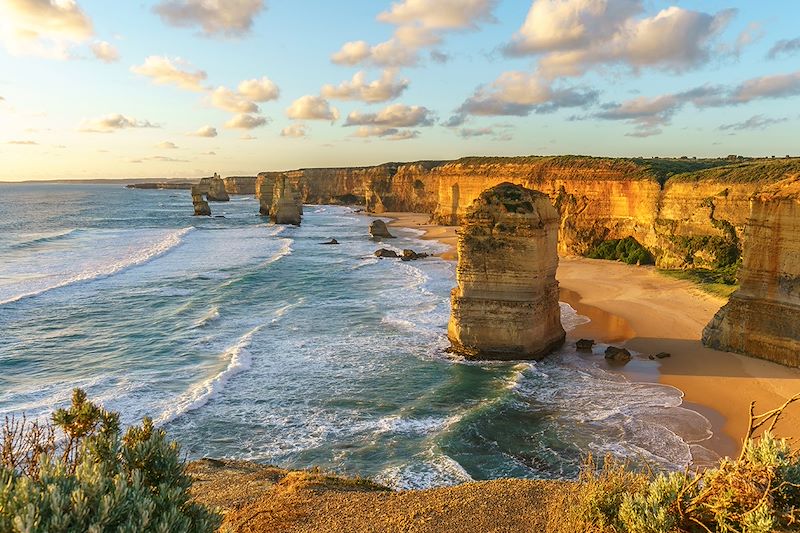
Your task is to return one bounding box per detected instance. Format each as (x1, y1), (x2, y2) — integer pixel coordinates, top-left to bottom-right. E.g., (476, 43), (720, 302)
(0, 183), (714, 488)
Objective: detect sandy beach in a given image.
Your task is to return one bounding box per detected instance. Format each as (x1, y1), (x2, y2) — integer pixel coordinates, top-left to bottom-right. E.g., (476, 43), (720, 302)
(385, 212), (800, 460)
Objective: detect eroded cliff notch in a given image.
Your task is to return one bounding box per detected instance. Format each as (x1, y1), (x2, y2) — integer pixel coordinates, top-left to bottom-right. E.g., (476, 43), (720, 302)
(702, 176), (800, 367)
(448, 183), (565, 360)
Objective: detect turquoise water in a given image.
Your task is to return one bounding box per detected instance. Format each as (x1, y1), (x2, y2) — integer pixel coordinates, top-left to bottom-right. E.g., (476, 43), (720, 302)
(0, 184), (714, 488)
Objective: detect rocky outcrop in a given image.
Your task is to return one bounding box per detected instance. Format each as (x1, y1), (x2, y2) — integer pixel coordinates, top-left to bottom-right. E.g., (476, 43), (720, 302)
(270, 174), (302, 225)
(223, 176), (257, 195)
(702, 176), (800, 367)
(369, 220), (394, 239)
(191, 185), (211, 216)
(198, 173), (230, 202)
(256, 173), (278, 216)
(448, 183), (565, 360)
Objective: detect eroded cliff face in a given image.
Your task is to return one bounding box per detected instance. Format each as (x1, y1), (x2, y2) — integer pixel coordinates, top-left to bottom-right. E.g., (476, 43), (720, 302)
(223, 176), (257, 195)
(702, 176), (800, 366)
(198, 175), (230, 202)
(448, 183), (565, 360)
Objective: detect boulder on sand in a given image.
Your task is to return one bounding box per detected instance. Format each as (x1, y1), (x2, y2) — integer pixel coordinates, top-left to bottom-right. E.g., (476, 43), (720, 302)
(604, 346), (632, 363)
(369, 220), (394, 239)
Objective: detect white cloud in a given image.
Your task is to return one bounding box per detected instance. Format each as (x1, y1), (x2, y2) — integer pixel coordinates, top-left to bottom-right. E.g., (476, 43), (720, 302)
(91, 40), (119, 63)
(281, 123), (308, 138)
(156, 141), (178, 149)
(454, 72), (598, 118)
(237, 77), (279, 101)
(730, 71), (800, 103)
(718, 115), (787, 131)
(210, 86), (258, 113)
(224, 113), (268, 129)
(352, 126), (419, 140)
(79, 114), (159, 133)
(286, 95), (339, 121)
(768, 37), (800, 60)
(131, 56), (207, 92)
(377, 0), (496, 30)
(345, 104), (433, 127)
(331, 0), (496, 67)
(153, 0), (265, 37)
(0, 0), (93, 58)
(321, 69), (408, 103)
(189, 125), (218, 137)
(506, 2), (734, 77)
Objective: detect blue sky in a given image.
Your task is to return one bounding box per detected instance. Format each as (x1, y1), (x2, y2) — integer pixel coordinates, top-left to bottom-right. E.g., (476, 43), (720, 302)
(0, 0), (798, 180)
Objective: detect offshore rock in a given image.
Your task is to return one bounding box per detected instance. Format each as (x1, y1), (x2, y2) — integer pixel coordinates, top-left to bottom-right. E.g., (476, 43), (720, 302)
(191, 185), (211, 216)
(375, 249), (399, 258)
(448, 183), (565, 360)
(702, 176), (800, 367)
(369, 220), (394, 239)
(271, 174), (302, 225)
(198, 173), (230, 202)
(576, 339), (595, 351)
(604, 346), (632, 363)
(401, 249), (429, 261)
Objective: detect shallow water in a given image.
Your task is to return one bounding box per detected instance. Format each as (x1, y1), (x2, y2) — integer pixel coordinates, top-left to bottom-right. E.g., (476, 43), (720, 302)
(0, 183), (714, 488)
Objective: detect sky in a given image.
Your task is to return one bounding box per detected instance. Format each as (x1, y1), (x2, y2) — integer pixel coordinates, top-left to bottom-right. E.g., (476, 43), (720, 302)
(0, 0), (798, 181)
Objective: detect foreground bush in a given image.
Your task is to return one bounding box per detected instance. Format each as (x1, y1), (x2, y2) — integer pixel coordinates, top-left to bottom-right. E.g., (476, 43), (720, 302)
(0, 389), (221, 533)
(569, 396), (800, 533)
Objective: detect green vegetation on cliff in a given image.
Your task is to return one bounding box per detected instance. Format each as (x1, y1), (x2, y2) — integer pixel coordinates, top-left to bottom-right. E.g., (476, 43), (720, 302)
(668, 158), (800, 184)
(588, 237), (655, 265)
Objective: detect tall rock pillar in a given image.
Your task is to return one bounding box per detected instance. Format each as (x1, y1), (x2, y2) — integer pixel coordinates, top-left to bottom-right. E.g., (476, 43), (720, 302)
(703, 177), (800, 367)
(448, 183), (565, 360)
(271, 174), (302, 225)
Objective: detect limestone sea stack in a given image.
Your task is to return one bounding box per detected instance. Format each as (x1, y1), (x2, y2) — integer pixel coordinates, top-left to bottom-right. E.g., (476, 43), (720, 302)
(271, 174), (302, 225)
(191, 185), (211, 216)
(199, 173), (230, 202)
(703, 176), (800, 367)
(448, 183), (565, 360)
(256, 173), (276, 216)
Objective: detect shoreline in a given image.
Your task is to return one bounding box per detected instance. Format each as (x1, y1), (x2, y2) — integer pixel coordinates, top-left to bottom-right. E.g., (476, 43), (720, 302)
(384, 211), (800, 461)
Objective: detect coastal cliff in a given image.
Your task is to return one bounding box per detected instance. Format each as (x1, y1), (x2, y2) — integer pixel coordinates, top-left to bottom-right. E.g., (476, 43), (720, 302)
(702, 175), (800, 366)
(448, 183), (565, 359)
(223, 176), (257, 195)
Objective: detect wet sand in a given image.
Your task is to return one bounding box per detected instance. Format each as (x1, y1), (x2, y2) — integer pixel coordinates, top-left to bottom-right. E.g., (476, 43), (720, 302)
(385, 212), (800, 459)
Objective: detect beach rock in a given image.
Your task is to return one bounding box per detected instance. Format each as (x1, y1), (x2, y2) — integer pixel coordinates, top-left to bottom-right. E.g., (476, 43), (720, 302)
(270, 174), (302, 225)
(654, 352), (671, 359)
(320, 239), (339, 245)
(369, 220), (394, 239)
(199, 173), (230, 202)
(448, 183), (565, 360)
(576, 339), (595, 351)
(374, 248), (399, 258)
(191, 185), (211, 216)
(400, 249), (429, 261)
(703, 176), (800, 367)
(604, 346), (632, 363)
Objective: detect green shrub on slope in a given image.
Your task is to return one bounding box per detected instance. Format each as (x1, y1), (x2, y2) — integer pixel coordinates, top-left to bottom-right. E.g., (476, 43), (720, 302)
(0, 389), (221, 533)
(588, 237), (655, 265)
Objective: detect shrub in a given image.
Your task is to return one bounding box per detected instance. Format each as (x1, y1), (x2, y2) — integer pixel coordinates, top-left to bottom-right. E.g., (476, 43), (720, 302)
(0, 389), (221, 533)
(588, 237), (655, 265)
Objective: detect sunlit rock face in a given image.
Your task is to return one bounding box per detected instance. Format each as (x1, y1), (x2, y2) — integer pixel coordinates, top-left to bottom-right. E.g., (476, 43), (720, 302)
(703, 176), (800, 367)
(223, 176), (257, 195)
(256, 173), (278, 216)
(271, 174), (302, 225)
(191, 185), (211, 216)
(448, 183), (565, 360)
(199, 174), (230, 202)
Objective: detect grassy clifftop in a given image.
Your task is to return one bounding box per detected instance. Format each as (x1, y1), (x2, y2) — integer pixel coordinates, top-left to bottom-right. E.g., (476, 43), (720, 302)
(667, 158), (800, 184)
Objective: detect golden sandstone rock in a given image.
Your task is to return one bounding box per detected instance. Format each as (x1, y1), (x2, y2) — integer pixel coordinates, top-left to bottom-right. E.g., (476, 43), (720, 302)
(703, 176), (800, 366)
(448, 183), (565, 360)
